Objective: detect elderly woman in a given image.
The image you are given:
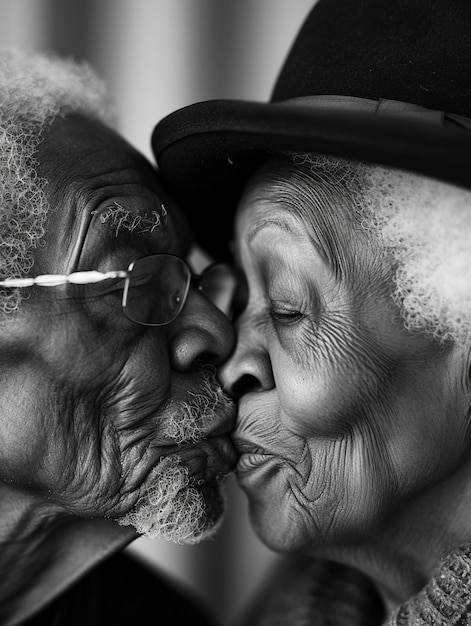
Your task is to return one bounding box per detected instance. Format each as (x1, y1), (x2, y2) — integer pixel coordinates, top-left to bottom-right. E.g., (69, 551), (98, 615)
(222, 154), (471, 623)
(153, 0), (471, 622)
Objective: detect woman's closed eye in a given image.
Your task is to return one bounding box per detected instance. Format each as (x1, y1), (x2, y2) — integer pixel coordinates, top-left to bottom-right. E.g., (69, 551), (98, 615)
(270, 301), (305, 325)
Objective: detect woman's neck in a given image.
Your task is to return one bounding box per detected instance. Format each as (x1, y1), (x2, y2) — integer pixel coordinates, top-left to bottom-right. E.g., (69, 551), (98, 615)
(314, 453), (471, 613)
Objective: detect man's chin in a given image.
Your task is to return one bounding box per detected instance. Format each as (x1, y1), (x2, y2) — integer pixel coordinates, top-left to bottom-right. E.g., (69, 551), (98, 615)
(115, 454), (227, 544)
(193, 481), (226, 542)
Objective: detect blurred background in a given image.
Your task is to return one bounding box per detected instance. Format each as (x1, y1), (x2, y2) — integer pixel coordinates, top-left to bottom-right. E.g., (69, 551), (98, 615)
(0, 1), (314, 623)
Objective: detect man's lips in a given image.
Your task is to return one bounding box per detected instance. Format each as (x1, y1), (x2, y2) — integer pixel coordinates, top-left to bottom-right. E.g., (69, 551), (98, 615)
(175, 435), (238, 485)
(232, 429), (271, 456)
(206, 402), (237, 438)
(151, 390), (238, 485)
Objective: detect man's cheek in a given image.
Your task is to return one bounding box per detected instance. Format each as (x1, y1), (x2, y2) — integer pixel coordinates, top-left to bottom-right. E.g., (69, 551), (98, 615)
(29, 310), (158, 393)
(0, 370), (113, 512)
(0, 370), (61, 482)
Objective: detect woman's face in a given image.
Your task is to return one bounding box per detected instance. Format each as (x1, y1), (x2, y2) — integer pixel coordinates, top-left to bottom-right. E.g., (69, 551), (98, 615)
(220, 160), (471, 553)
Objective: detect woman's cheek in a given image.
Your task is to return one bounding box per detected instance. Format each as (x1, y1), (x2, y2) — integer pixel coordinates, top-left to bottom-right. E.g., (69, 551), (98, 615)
(276, 362), (360, 438)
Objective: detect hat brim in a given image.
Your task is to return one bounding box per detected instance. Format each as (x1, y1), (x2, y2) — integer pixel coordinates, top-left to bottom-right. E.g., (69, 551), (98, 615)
(152, 98), (471, 260)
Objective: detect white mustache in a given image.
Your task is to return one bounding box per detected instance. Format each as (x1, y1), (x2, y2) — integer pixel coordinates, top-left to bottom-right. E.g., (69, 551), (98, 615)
(164, 367), (234, 444)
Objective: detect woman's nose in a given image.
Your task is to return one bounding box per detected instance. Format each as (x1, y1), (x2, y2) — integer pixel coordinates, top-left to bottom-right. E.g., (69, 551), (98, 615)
(219, 315), (274, 399)
(168, 288), (235, 371)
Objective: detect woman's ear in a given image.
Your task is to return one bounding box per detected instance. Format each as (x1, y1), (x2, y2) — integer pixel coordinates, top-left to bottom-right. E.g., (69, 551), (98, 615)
(446, 344), (471, 427)
(461, 344), (471, 398)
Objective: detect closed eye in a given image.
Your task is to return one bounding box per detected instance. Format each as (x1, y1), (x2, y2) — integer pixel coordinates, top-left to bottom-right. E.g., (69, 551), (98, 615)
(270, 304), (304, 325)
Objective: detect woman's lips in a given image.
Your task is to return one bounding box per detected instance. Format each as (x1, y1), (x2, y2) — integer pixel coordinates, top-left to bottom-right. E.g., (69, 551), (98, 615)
(237, 451), (272, 473)
(233, 437), (275, 475)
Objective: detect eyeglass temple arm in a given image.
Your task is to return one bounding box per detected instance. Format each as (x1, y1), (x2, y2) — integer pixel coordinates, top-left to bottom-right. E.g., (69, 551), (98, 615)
(0, 270), (129, 288)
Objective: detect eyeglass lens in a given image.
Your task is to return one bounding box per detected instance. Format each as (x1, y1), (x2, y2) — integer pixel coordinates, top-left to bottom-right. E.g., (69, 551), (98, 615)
(123, 255), (191, 326)
(123, 254), (237, 326)
(198, 263), (237, 317)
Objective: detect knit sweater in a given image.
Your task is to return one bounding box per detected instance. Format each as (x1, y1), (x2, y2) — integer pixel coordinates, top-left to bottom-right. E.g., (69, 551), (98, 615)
(386, 543), (471, 625)
(236, 544), (471, 626)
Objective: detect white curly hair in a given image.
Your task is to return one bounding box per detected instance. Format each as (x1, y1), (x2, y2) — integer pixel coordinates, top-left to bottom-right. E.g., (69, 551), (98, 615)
(0, 46), (115, 314)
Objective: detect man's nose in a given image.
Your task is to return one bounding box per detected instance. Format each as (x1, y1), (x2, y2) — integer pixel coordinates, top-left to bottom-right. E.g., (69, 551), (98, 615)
(219, 314), (275, 399)
(167, 288), (235, 371)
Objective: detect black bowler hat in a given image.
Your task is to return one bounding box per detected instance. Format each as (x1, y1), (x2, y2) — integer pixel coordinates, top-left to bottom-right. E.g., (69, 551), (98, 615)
(152, 0), (471, 259)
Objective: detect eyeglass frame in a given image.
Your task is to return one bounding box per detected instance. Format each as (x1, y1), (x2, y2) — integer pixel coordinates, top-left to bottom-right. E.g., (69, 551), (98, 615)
(0, 253), (232, 327)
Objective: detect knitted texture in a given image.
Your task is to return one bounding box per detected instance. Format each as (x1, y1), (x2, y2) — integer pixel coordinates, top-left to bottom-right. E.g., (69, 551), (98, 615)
(237, 545), (471, 626)
(385, 544), (471, 626)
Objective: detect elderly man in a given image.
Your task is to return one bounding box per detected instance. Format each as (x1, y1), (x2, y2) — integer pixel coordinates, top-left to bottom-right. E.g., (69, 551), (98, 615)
(153, 0), (471, 624)
(0, 48), (236, 625)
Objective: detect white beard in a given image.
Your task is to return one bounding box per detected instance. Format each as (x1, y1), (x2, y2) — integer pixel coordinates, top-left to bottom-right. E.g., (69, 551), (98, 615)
(116, 368), (232, 543)
(116, 454), (221, 544)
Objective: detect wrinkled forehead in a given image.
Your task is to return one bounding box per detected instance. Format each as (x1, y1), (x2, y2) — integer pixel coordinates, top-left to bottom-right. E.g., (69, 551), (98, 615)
(34, 115), (191, 272)
(234, 157), (366, 275)
(68, 189), (173, 271)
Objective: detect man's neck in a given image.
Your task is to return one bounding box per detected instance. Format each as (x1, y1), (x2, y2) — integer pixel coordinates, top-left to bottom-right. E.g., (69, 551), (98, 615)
(0, 485), (135, 626)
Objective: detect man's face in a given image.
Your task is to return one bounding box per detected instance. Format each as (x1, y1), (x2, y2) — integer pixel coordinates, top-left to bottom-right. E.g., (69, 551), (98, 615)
(220, 160), (471, 553)
(0, 115), (236, 543)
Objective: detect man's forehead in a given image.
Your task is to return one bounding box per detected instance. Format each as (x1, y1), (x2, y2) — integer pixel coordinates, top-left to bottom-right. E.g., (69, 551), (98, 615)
(35, 180), (182, 275)
(34, 115), (191, 272)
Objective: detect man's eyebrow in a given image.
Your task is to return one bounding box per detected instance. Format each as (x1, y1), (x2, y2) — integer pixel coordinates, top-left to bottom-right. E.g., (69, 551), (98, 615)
(93, 201), (168, 237)
(247, 218), (297, 243)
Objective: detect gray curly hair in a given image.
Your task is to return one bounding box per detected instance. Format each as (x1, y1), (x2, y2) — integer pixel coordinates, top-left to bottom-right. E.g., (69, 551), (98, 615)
(0, 47), (115, 315)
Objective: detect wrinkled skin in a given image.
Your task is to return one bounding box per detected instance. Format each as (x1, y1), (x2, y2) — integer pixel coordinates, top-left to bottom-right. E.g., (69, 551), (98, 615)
(220, 159), (471, 565)
(0, 115), (237, 532)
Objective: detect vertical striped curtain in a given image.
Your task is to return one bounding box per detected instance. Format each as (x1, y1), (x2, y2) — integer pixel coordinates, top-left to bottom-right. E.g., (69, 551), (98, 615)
(0, 1), (314, 623)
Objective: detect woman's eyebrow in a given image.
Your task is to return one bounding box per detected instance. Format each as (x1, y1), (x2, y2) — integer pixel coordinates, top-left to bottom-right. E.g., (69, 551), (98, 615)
(247, 218), (297, 243)
(247, 213), (341, 277)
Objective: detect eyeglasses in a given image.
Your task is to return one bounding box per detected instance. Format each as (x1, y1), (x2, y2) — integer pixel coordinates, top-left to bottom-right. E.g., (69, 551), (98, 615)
(0, 254), (235, 326)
